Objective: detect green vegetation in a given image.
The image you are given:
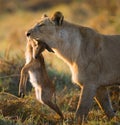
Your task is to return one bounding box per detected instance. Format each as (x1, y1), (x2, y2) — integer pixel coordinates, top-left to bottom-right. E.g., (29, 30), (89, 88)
(0, 0), (120, 124)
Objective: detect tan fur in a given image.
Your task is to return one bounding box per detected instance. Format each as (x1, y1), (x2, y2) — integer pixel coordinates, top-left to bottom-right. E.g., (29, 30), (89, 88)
(19, 40), (63, 119)
(26, 11), (120, 124)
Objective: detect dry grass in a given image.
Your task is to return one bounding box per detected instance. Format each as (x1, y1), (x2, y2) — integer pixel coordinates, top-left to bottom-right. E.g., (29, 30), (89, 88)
(0, 90), (119, 125)
(0, 55), (119, 125)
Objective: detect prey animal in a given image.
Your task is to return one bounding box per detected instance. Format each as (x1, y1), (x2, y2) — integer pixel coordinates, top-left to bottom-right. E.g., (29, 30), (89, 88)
(19, 39), (63, 119)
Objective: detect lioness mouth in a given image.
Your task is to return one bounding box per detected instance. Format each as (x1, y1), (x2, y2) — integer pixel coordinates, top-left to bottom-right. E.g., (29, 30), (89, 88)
(29, 38), (55, 53)
(37, 40), (55, 53)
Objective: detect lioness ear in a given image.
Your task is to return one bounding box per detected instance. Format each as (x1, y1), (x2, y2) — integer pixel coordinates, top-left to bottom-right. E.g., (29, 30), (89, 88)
(45, 43), (54, 53)
(51, 11), (64, 26)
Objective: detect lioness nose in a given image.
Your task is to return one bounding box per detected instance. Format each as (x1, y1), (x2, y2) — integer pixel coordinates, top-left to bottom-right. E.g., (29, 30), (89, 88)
(26, 32), (31, 36)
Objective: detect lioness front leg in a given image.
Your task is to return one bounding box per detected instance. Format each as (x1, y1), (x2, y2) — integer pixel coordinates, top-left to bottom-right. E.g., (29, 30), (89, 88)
(95, 87), (115, 119)
(76, 84), (97, 124)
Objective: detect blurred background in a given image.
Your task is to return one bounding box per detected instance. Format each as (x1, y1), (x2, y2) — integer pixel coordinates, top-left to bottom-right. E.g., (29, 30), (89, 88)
(1, 0), (120, 54)
(0, 0), (120, 124)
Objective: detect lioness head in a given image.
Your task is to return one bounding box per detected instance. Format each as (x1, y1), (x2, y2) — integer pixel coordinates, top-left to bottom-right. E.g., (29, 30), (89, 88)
(26, 11), (64, 48)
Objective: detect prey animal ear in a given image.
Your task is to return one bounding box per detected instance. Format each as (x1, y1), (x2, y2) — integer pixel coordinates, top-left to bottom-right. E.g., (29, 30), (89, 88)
(45, 43), (54, 53)
(51, 11), (64, 26)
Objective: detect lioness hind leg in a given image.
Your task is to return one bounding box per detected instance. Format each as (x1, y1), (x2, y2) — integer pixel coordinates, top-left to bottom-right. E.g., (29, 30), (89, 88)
(95, 87), (115, 119)
(76, 84), (97, 124)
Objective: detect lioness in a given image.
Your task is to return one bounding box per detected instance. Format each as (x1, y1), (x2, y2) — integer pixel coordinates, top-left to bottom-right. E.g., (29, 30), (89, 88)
(26, 11), (120, 124)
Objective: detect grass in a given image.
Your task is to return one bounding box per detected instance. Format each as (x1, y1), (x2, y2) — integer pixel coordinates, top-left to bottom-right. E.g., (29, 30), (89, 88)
(0, 91), (119, 125)
(0, 0), (120, 124)
(0, 53), (119, 125)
